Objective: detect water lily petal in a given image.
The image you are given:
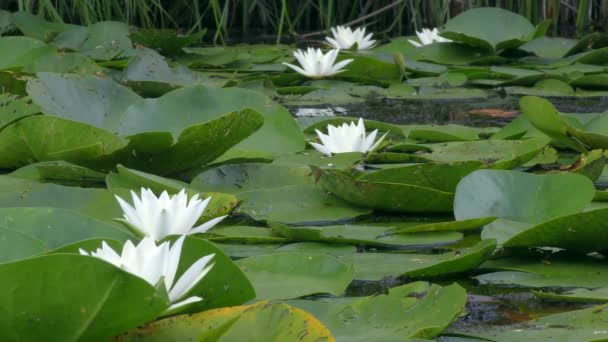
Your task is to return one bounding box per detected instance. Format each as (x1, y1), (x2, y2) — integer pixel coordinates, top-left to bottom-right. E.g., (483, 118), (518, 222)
(190, 215), (228, 234)
(169, 254), (215, 302)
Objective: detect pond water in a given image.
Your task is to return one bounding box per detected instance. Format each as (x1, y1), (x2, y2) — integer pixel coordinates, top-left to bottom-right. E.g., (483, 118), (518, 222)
(291, 92), (608, 127)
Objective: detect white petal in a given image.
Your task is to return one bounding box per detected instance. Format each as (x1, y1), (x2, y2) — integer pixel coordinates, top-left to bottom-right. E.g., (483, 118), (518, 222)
(169, 255), (214, 302)
(164, 235), (185, 291)
(165, 296), (203, 312)
(329, 58), (353, 75)
(309, 142), (333, 156)
(408, 39), (422, 47)
(369, 132), (388, 152)
(190, 215), (228, 234)
(283, 62), (312, 77)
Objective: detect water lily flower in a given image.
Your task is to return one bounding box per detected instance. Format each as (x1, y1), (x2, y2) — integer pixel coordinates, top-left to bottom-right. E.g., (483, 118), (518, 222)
(408, 28), (452, 47)
(80, 236), (214, 311)
(283, 48), (353, 78)
(310, 118), (387, 156)
(326, 26), (376, 50)
(115, 188), (226, 241)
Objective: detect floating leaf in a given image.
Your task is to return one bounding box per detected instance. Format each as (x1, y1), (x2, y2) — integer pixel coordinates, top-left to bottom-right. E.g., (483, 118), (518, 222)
(455, 170), (595, 224)
(235, 252), (354, 300)
(116, 301), (334, 342)
(290, 282), (467, 341)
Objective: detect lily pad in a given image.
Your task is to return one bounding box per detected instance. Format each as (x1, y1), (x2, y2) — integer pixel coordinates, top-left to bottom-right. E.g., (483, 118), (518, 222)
(237, 184), (371, 225)
(235, 252), (354, 300)
(455, 170), (595, 224)
(408, 124), (486, 142)
(191, 163), (312, 194)
(269, 221), (463, 248)
(0, 207), (131, 251)
(520, 95), (608, 151)
(476, 255), (608, 289)
(115, 301), (333, 342)
(0, 36), (54, 69)
(312, 167), (454, 213)
(442, 8), (536, 52)
(482, 207), (608, 253)
(463, 304), (608, 341)
(418, 137), (550, 169)
(290, 282), (467, 341)
(0, 176), (122, 221)
(0, 254), (168, 341)
(358, 161), (484, 193)
(118, 85), (305, 155)
(351, 239), (496, 281)
(534, 286), (608, 303)
(130, 28), (206, 55)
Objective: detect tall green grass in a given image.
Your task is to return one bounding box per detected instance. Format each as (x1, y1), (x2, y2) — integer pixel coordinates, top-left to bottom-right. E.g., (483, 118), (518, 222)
(2, 0), (607, 41)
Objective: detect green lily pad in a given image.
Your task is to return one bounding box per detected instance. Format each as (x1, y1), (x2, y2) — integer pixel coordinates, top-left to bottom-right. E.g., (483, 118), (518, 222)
(358, 161), (484, 193)
(0, 207), (130, 250)
(205, 226), (287, 244)
(455, 170), (595, 224)
(235, 252), (354, 300)
(351, 239), (496, 281)
(418, 137), (550, 169)
(237, 184), (371, 224)
(519, 37), (577, 59)
(463, 304), (608, 341)
(115, 301), (334, 342)
(0, 227), (46, 263)
(0, 176), (122, 221)
(0, 254), (168, 341)
(0, 93), (39, 130)
(408, 124), (486, 142)
(334, 54), (401, 81)
(118, 85), (305, 155)
(520, 95), (608, 151)
(130, 28), (206, 55)
(416, 43), (494, 65)
(27, 72), (142, 131)
(290, 282), (467, 341)
(273, 151), (362, 169)
(72, 21), (135, 60)
(269, 221), (463, 248)
(482, 207), (608, 253)
(213, 242), (283, 258)
(10, 12), (75, 42)
(191, 163), (312, 194)
(0, 36), (54, 70)
(389, 217), (496, 233)
(476, 255), (608, 289)
(534, 286), (608, 303)
(570, 74), (608, 89)
(312, 167), (454, 213)
(0, 115), (129, 169)
(442, 8), (536, 52)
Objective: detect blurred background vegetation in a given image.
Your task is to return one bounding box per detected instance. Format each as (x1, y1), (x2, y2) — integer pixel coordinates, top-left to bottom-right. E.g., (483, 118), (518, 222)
(1, 0), (606, 43)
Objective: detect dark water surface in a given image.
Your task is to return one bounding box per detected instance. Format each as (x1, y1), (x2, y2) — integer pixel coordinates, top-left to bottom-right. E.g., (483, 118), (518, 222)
(289, 93), (608, 127)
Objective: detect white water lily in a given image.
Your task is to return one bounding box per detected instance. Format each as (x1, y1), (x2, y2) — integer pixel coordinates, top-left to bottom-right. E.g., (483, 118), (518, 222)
(408, 28), (452, 47)
(326, 26), (376, 50)
(115, 188), (226, 241)
(310, 118), (387, 156)
(283, 48), (353, 78)
(80, 236), (214, 311)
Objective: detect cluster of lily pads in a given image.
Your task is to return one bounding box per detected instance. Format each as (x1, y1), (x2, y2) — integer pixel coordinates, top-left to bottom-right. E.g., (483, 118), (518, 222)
(2, 5), (608, 342)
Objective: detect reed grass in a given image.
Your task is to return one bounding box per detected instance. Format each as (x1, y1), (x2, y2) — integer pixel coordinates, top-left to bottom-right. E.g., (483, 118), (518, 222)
(2, 0), (607, 40)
